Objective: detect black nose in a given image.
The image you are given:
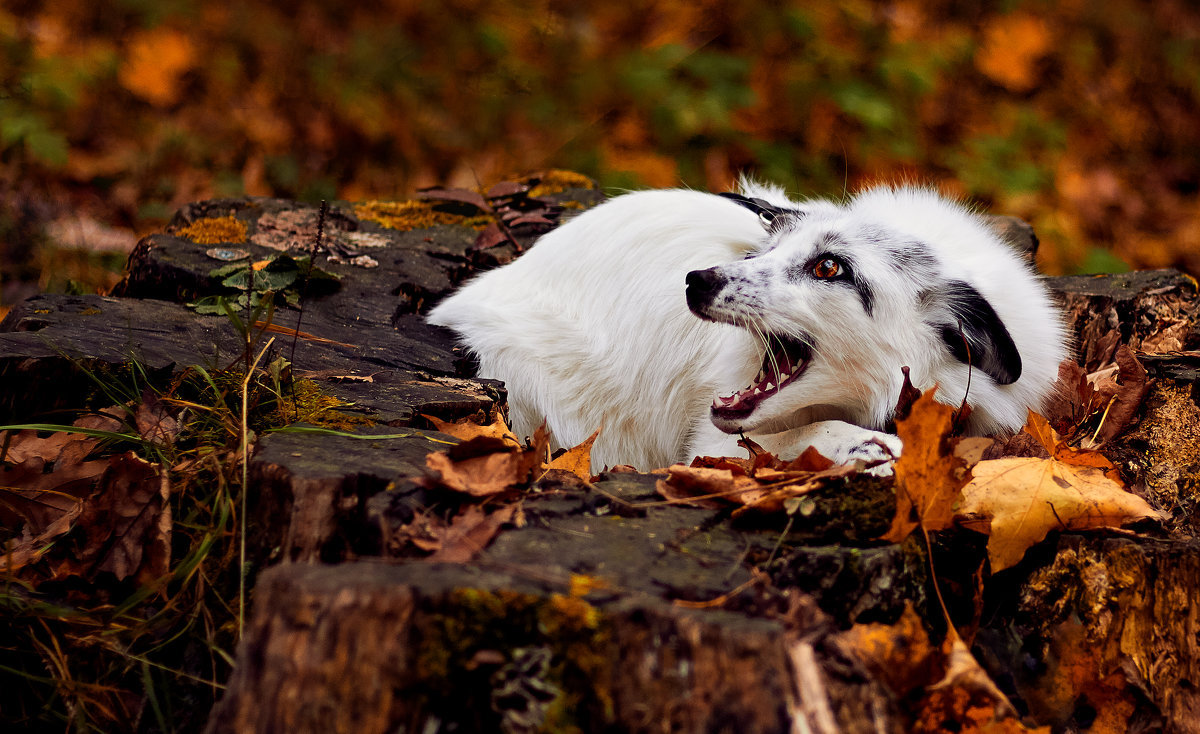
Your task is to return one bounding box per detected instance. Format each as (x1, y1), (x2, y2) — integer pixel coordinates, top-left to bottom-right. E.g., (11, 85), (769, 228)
(685, 267), (723, 314)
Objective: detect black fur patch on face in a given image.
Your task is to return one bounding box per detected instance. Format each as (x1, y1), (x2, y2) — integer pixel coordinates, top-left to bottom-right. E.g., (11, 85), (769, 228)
(785, 232), (875, 315)
(937, 280), (1022, 385)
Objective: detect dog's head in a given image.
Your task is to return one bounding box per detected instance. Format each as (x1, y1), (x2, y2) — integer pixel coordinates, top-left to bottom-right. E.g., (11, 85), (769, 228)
(687, 188), (1042, 436)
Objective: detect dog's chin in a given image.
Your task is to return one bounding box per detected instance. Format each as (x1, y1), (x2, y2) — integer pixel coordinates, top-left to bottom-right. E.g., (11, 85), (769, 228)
(710, 395), (855, 435)
(709, 400), (817, 435)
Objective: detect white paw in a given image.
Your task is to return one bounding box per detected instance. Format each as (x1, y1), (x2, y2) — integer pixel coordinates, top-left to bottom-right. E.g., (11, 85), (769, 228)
(794, 420), (903, 476)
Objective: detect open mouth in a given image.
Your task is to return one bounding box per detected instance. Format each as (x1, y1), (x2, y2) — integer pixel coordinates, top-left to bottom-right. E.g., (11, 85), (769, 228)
(711, 334), (812, 422)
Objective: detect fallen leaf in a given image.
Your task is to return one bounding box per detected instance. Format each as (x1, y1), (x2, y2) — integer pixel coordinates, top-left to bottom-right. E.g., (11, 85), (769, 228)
(883, 390), (970, 542)
(836, 604), (941, 699)
(544, 428), (600, 482)
(422, 412), (520, 445)
(655, 463), (767, 509)
(928, 630), (1015, 717)
(957, 457), (1165, 571)
(76, 452), (168, 581)
(135, 389), (182, 445)
(917, 630), (1036, 732)
(1041, 360), (1100, 434)
(423, 426), (548, 496)
(655, 459), (854, 513)
(1022, 411), (1058, 456)
(427, 504), (517, 563)
(1092, 345), (1148, 445)
(417, 187), (490, 213)
(118, 27), (197, 107)
(1136, 318), (1189, 354)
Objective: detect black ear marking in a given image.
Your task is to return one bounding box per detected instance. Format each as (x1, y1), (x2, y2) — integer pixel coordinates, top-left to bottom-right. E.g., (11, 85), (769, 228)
(719, 192), (803, 227)
(937, 280), (1022, 385)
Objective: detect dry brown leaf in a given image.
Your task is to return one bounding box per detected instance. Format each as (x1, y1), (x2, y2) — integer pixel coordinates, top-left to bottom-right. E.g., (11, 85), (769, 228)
(135, 390), (182, 445)
(0, 429), (74, 464)
(426, 504), (517, 563)
(1041, 360), (1100, 434)
(655, 464), (761, 509)
(544, 428), (600, 482)
(1093, 345), (1148, 445)
(422, 426), (548, 496)
(883, 390), (970, 542)
(422, 411), (520, 445)
(957, 457), (1165, 571)
(915, 629), (1041, 732)
(76, 453), (168, 581)
(0, 504), (83, 573)
(928, 630), (1015, 717)
(655, 459), (853, 512)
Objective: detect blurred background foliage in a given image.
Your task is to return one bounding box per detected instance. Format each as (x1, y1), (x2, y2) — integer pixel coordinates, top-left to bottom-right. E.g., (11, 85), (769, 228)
(3, 0), (1200, 312)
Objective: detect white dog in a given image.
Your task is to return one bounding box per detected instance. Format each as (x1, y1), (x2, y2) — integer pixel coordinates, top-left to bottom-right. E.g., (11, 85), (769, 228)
(427, 182), (1067, 471)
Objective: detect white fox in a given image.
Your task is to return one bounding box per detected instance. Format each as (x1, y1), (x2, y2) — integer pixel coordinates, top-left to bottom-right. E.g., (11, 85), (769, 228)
(428, 182), (1067, 471)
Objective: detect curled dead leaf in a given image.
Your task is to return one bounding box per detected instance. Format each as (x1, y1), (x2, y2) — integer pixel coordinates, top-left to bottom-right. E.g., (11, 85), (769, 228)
(655, 458), (854, 513)
(544, 428), (600, 482)
(422, 426), (549, 497)
(422, 411), (520, 445)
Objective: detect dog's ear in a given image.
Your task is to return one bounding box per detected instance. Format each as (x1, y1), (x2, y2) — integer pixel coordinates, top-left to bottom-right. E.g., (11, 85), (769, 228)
(937, 280), (1022, 385)
(719, 192), (804, 229)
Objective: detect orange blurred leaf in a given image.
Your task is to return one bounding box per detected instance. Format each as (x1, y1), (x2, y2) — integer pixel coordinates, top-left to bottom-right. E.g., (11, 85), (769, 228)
(974, 13), (1051, 92)
(118, 28), (197, 107)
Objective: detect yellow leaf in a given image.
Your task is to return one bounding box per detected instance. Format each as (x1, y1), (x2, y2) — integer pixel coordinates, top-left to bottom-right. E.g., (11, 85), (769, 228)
(958, 457), (1165, 571)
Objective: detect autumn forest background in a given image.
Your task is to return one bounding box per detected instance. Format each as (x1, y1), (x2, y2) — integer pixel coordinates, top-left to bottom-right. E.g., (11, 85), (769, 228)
(2, 0), (1200, 317)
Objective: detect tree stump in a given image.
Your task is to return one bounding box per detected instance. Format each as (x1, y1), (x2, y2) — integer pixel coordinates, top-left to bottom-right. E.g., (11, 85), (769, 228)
(2, 173), (1198, 733)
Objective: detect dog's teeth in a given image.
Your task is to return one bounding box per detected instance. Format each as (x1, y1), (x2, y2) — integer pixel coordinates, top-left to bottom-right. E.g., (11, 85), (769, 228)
(764, 381), (774, 391)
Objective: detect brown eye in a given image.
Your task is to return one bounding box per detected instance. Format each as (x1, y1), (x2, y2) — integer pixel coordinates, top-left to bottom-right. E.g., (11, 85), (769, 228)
(812, 257), (842, 279)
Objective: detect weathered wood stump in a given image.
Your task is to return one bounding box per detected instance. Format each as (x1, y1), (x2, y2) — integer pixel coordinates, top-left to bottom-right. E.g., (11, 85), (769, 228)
(3, 173), (1198, 733)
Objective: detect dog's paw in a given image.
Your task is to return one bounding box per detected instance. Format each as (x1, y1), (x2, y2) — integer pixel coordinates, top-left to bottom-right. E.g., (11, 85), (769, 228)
(794, 420), (903, 475)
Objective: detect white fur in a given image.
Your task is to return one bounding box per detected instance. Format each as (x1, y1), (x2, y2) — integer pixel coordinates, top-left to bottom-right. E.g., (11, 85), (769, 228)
(427, 183), (1068, 470)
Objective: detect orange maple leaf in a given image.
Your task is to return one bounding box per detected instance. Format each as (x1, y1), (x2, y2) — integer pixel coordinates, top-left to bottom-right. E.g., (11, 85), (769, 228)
(882, 390), (970, 542)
